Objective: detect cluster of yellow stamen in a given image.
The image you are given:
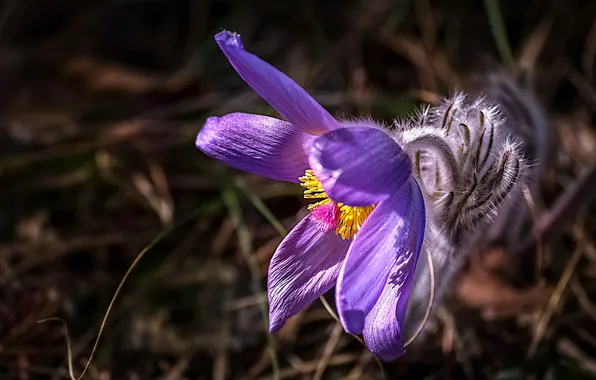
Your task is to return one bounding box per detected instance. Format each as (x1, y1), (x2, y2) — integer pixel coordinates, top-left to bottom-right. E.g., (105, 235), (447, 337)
(299, 169), (331, 209)
(299, 169), (375, 240)
(335, 203), (376, 240)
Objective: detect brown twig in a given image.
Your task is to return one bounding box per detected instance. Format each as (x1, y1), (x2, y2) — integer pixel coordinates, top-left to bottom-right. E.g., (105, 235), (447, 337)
(311, 323), (344, 380)
(527, 225), (587, 357)
(516, 160), (596, 256)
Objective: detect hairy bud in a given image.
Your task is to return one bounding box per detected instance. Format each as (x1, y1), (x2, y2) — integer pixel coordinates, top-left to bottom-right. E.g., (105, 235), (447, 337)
(392, 89), (539, 339)
(468, 72), (553, 250)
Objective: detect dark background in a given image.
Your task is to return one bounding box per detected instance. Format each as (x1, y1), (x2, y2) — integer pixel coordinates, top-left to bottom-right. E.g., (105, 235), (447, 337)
(0, 0), (595, 379)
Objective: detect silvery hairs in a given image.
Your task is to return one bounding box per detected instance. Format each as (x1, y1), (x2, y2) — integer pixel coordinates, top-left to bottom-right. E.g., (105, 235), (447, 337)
(469, 72), (552, 251)
(389, 75), (550, 338)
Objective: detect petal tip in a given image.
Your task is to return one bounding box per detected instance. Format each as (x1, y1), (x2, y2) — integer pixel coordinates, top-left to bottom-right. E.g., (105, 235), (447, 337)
(195, 116), (219, 150)
(269, 319), (284, 334)
(268, 303), (288, 333)
(376, 347), (406, 362)
(215, 30), (244, 49)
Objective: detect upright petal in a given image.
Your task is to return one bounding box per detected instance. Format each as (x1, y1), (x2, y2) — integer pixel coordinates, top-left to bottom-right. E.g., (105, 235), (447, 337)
(309, 126), (411, 207)
(196, 112), (314, 182)
(268, 216), (350, 332)
(215, 31), (340, 136)
(336, 181), (425, 335)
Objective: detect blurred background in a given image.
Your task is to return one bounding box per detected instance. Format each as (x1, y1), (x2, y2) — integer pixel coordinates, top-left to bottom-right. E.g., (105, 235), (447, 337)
(1, 0), (596, 379)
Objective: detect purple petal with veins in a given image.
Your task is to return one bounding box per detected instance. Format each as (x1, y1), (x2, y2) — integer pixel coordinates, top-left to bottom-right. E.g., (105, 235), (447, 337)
(196, 112), (314, 183)
(215, 31), (340, 136)
(309, 126), (411, 207)
(337, 181), (425, 335)
(268, 216), (350, 332)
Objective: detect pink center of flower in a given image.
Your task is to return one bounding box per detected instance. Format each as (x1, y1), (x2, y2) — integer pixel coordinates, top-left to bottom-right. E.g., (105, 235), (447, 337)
(299, 169), (375, 240)
(309, 200), (340, 233)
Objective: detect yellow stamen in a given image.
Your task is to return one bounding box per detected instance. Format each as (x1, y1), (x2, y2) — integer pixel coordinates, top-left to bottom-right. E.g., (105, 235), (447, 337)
(335, 203), (376, 240)
(298, 169), (329, 210)
(299, 169), (376, 240)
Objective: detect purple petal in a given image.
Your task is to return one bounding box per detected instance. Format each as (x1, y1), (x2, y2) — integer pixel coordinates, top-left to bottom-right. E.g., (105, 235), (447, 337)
(362, 182), (425, 361)
(309, 126), (411, 207)
(196, 112), (314, 182)
(336, 181), (425, 335)
(268, 216), (350, 332)
(215, 31), (340, 136)
(362, 261), (411, 361)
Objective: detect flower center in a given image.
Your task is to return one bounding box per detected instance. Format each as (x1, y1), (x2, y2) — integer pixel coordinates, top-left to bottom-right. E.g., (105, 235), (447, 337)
(299, 169), (375, 240)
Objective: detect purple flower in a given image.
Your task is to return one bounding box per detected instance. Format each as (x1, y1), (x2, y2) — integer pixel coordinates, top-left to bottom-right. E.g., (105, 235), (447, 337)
(196, 31), (426, 361)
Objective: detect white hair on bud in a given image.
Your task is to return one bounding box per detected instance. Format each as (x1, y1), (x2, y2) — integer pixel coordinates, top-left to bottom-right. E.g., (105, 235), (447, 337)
(338, 116), (389, 131)
(391, 88), (541, 342)
(393, 93), (529, 236)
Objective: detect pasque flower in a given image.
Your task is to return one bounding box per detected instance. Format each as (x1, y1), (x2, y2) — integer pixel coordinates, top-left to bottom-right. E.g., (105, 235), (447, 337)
(196, 31), (426, 360)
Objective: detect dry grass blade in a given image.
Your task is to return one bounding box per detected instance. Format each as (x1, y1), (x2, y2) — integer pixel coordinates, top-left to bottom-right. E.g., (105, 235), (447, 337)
(235, 178), (288, 237)
(34, 204), (213, 380)
(311, 323), (344, 380)
(483, 0), (516, 71)
(527, 224), (587, 357)
(36, 225), (176, 380)
(221, 187), (280, 380)
(570, 277), (596, 323)
(517, 160), (596, 255)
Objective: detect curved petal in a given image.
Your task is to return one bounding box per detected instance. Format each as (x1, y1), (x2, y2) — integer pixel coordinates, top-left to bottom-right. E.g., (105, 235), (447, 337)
(336, 181), (425, 335)
(196, 112), (314, 182)
(215, 31), (340, 136)
(309, 126), (411, 207)
(362, 187), (425, 361)
(362, 262), (410, 361)
(362, 267), (407, 361)
(268, 216), (350, 332)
